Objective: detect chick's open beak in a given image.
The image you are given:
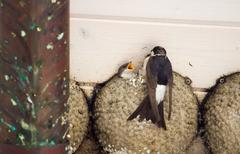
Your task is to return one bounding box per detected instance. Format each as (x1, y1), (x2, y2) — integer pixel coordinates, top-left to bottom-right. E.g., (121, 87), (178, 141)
(127, 63), (135, 71)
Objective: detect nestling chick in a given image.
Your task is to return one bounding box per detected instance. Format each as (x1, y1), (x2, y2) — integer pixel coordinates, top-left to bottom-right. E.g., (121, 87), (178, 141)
(89, 62), (136, 107)
(118, 62), (135, 79)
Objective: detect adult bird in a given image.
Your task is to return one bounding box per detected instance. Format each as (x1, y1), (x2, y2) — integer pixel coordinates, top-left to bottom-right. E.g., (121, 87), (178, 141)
(128, 46), (173, 130)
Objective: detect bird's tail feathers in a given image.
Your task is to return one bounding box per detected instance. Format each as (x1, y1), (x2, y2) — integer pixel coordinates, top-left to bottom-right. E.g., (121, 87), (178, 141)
(128, 97), (167, 130)
(157, 101), (167, 130)
(127, 96), (155, 122)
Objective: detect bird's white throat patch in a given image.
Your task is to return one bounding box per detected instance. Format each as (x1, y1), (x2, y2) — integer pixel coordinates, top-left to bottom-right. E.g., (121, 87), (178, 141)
(141, 56), (150, 76)
(156, 85), (166, 104)
(120, 70), (135, 79)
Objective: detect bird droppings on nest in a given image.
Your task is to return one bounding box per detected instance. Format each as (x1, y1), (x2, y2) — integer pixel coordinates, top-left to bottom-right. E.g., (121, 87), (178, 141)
(94, 72), (198, 154)
(203, 72), (240, 154)
(66, 80), (89, 154)
(126, 74), (145, 88)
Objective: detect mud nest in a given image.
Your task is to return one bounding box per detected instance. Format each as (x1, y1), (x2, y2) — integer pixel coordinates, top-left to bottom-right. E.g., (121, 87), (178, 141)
(185, 137), (209, 154)
(75, 118), (106, 154)
(94, 72), (198, 154)
(203, 72), (240, 154)
(67, 80), (89, 153)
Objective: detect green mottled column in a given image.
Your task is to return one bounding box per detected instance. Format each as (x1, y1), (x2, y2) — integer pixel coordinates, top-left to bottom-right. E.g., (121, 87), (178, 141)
(0, 0), (69, 149)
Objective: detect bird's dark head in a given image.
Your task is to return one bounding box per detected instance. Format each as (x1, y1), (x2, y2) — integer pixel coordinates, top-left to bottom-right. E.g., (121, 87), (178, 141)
(151, 46), (166, 56)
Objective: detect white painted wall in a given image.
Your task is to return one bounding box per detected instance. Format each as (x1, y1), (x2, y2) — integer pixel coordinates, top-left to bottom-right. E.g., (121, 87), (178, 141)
(70, 0), (240, 89)
(70, 0), (240, 23)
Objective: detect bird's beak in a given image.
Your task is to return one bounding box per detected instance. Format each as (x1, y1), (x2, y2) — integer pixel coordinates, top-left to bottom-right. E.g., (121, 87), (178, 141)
(145, 54), (151, 58)
(127, 62), (135, 71)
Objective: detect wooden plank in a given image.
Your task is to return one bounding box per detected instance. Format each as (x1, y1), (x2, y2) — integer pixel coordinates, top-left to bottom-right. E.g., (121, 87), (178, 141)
(78, 84), (207, 103)
(70, 0), (240, 22)
(70, 17), (240, 89)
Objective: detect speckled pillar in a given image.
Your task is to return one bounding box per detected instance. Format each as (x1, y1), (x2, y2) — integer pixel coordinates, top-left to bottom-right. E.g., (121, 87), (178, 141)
(0, 0), (69, 153)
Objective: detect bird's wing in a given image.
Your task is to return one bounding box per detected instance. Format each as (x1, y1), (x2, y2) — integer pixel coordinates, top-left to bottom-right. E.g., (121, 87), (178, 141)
(165, 58), (173, 120)
(127, 97), (147, 121)
(146, 59), (160, 122)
